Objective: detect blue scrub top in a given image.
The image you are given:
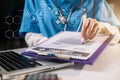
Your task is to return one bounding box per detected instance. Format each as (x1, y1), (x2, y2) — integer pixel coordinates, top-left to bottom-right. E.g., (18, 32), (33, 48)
(19, 0), (120, 38)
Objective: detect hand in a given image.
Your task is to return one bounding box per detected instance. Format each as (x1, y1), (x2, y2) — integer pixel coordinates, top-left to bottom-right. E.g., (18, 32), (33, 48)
(25, 33), (48, 47)
(81, 18), (101, 40)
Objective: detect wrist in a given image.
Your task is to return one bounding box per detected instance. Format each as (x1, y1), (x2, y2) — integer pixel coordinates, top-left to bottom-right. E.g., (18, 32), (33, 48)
(98, 22), (113, 34)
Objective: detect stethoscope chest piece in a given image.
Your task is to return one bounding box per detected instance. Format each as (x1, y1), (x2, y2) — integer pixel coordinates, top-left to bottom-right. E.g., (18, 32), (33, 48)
(59, 15), (67, 24)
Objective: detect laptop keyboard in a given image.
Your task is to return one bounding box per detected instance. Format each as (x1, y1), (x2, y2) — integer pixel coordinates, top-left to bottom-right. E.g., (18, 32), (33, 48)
(0, 51), (42, 72)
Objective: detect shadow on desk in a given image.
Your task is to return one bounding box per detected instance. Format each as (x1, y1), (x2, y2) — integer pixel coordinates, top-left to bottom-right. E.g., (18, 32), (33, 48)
(72, 63), (85, 70)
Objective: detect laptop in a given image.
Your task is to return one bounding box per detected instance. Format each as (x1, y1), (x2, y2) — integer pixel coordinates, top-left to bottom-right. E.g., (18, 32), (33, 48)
(0, 49), (74, 80)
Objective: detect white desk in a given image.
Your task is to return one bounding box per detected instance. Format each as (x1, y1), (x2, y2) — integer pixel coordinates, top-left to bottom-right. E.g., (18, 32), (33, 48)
(14, 43), (120, 80)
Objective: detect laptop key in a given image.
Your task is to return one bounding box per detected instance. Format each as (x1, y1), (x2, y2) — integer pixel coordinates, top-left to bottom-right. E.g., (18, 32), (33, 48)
(0, 51), (42, 72)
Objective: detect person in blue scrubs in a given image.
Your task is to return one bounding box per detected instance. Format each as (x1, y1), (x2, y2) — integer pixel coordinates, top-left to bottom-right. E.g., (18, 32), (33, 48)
(20, 0), (120, 47)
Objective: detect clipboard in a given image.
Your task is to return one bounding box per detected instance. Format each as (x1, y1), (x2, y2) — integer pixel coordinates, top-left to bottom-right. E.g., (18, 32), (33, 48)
(22, 31), (114, 65)
(70, 34), (114, 64)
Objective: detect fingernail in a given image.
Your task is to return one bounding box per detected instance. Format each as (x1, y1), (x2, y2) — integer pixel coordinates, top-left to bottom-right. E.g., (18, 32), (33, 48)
(81, 37), (87, 44)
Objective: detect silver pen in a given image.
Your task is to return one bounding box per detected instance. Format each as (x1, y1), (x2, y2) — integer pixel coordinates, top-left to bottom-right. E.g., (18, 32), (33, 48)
(77, 13), (87, 44)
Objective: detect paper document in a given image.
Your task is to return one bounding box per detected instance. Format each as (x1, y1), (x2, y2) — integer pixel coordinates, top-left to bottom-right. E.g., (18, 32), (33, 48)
(29, 31), (111, 60)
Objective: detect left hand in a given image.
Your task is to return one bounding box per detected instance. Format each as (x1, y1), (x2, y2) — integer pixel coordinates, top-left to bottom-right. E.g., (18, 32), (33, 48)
(81, 18), (101, 40)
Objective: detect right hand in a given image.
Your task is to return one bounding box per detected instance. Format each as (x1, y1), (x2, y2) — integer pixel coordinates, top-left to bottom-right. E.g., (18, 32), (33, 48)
(81, 18), (101, 40)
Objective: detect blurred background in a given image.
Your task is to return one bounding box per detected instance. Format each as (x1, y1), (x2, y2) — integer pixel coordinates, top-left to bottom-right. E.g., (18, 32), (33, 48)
(107, 0), (120, 21)
(0, 0), (27, 50)
(0, 0), (120, 50)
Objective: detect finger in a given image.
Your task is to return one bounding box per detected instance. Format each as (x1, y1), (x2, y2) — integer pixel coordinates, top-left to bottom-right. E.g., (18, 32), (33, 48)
(89, 26), (99, 39)
(81, 19), (90, 40)
(85, 19), (97, 39)
(88, 22), (98, 37)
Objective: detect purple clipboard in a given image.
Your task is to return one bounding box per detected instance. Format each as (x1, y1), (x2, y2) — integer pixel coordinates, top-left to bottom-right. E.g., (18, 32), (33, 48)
(22, 35), (114, 65)
(71, 34), (114, 64)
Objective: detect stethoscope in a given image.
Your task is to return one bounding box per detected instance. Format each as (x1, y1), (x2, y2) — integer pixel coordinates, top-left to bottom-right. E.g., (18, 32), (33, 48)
(54, 0), (87, 32)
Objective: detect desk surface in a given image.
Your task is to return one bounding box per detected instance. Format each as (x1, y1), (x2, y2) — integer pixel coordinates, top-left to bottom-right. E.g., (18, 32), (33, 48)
(14, 44), (120, 80)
